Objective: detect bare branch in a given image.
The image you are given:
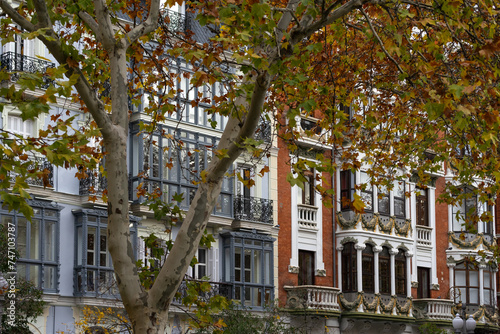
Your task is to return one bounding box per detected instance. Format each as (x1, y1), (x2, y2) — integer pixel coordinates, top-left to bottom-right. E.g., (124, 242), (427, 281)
(0, 0), (36, 32)
(360, 8), (406, 76)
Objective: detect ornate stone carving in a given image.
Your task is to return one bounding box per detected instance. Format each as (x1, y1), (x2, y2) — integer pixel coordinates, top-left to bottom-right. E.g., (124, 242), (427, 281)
(430, 283), (440, 290)
(340, 237), (358, 245)
(355, 243), (366, 251)
(315, 269), (326, 277)
(288, 265), (299, 274)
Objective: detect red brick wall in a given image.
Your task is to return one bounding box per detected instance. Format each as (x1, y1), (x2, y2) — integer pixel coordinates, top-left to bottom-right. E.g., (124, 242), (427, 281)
(276, 136), (335, 305)
(433, 177), (450, 298)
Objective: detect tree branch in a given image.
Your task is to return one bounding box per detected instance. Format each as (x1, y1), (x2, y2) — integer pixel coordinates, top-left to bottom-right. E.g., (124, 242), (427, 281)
(360, 8), (406, 76)
(32, 0), (51, 29)
(124, 0), (161, 48)
(93, 0), (115, 49)
(78, 11), (102, 42)
(0, 0), (35, 32)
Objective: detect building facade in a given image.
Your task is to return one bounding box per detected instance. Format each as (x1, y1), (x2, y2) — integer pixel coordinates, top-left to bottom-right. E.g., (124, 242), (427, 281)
(0, 8), (280, 333)
(277, 113), (499, 333)
(1, 6), (499, 334)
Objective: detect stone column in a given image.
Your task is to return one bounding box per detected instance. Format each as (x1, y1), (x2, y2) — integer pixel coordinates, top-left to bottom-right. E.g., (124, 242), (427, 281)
(479, 262), (487, 306)
(447, 261), (456, 301)
(336, 245), (344, 291)
(389, 248), (399, 296)
(373, 246), (382, 294)
(355, 243), (366, 292)
(406, 251), (414, 298)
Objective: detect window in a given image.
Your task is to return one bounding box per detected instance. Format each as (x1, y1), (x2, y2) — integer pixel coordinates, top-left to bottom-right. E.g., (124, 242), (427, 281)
(417, 267), (430, 298)
(342, 242), (357, 292)
(193, 248), (207, 279)
(7, 115), (34, 137)
(0, 201), (59, 292)
(454, 261), (479, 305)
(377, 183), (390, 215)
(483, 269), (494, 306)
(362, 244), (375, 293)
(452, 187), (493, 234)
(129, 125), (234, 217)
(395, 249), (406, 296)
(74, 209), (138, 297)
(298, 250), (315, 286)
(416, 188), (429, 226)
(222, 231), (274, 307)
(379, 247), (391, 294)
(340, 170), (355, 211)
(301, 168), (315, 206)
(360, 172), (373, 211)
(162, 63), (228, 130)
(393, 181), (405, 218)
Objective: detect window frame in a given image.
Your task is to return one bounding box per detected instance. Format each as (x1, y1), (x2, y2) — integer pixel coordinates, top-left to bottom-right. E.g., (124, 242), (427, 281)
(340, 170), (355, 211)
(298, 250), (315, 286)
(452, 187), (493, 234)
(221, 231), (274, 308)
(379, 246), (391, 295)
(301, 168), (315, 206)
(377, 183), (390, 215)
(395, 249), (407, 296)
(416, 188), (429, 226)
(393, 180), (406, 218)
(454, 260), (481, 306)
(360, 171), (373, 212)
(417, 267), (430, 298)
(192, 248), (208, 280)
(73, 209), (138, 297)
(0, 200), (60, 293)
(341, 242), (357, 292)
(362, 244), (375, 293)
(129, 124), (234, 217)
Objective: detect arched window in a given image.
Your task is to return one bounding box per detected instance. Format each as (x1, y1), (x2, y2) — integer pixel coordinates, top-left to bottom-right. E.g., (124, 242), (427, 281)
(362, 244), (374, 293)
(342, 243), (357, 292)
(395, 249), (406, 296)
(379, 247), (391, 294)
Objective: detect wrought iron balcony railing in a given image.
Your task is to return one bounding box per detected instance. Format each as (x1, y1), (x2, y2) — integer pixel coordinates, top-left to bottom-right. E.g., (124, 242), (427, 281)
(79, 168), (107, 197)
(234, 195), (273, 224)
(254, 120), (272, 143)
(159, 9), (186, 32)
(0, 51), (55, 88)
(7, 156), (54, 188)
(27, 157), (54, 188)
(173, 279), (233, 305)
(74, 267), (118, 298)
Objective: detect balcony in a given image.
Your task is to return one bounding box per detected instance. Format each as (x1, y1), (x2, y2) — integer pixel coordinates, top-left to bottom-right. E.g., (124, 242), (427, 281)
(234, 195), (273, 224)
(159, 9), (186, 32)
(173, 279), (233, 305)
(284, 285), (340, 312)
(0, 51), (55, 88)
(74, 267), (118, 298)
(79, 168), (107, 197)
(416, 225), (432, 247)
(413, 298), (454, 321)
(8, 156), (54, 188)
(254, 119), (272, 143)
(298, 204), (318, 229)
